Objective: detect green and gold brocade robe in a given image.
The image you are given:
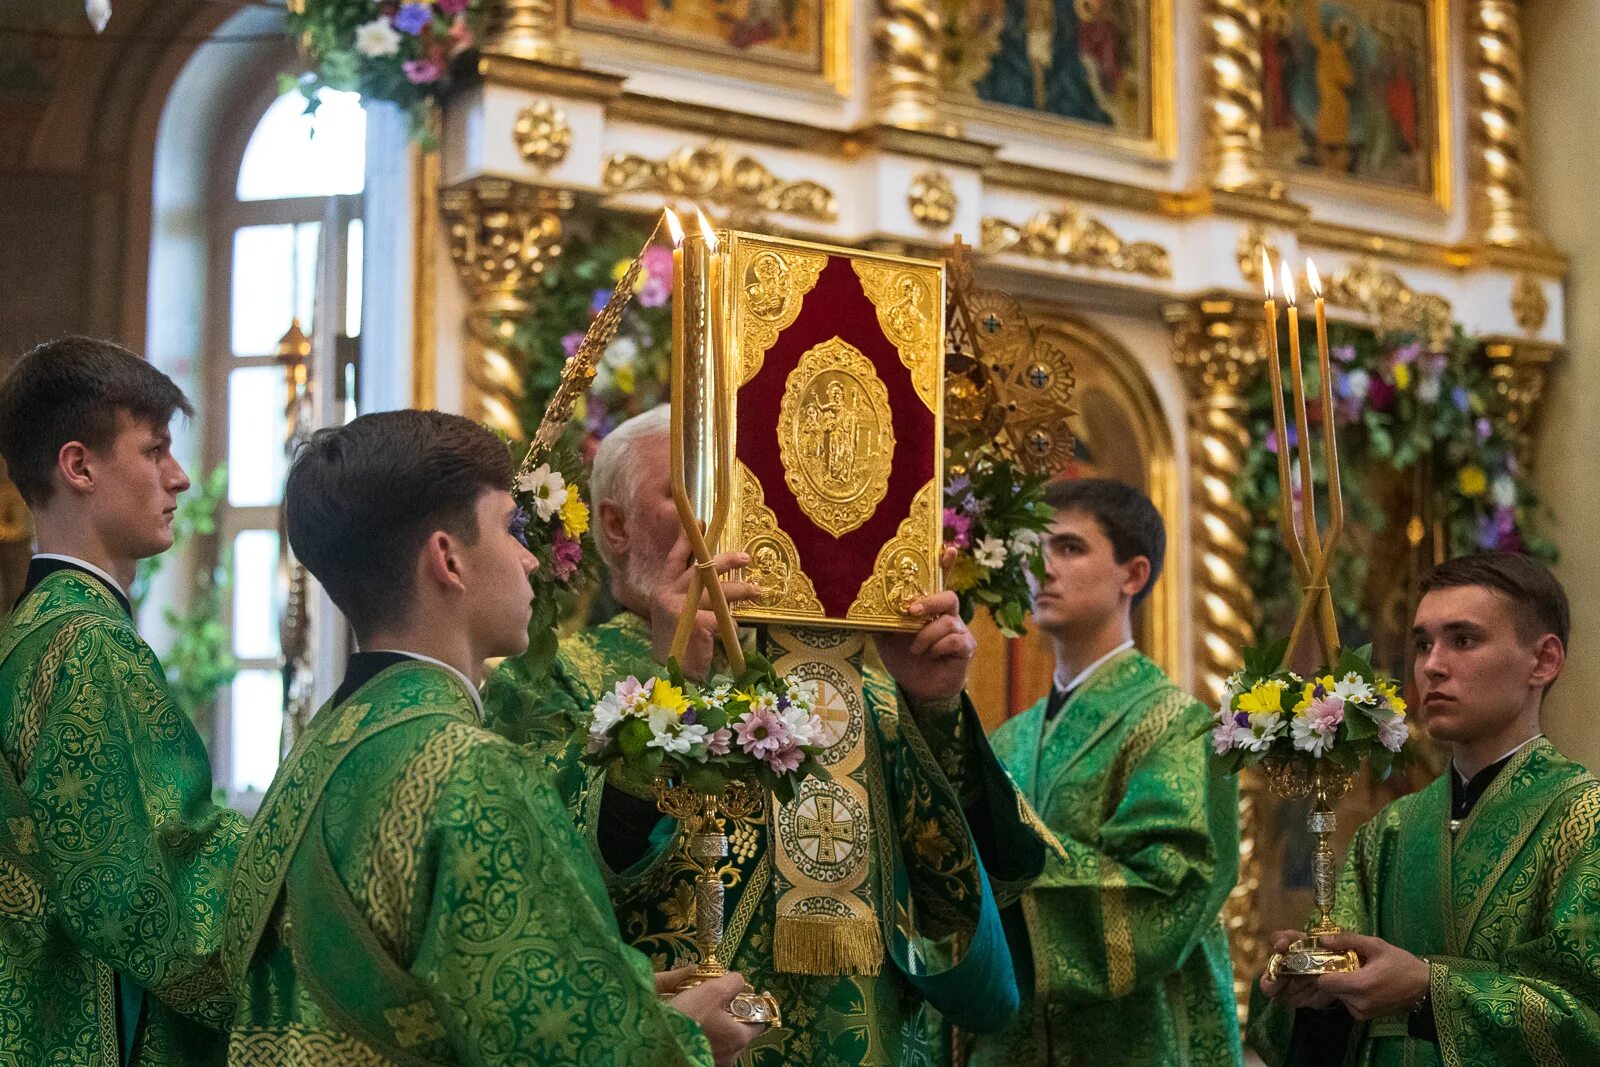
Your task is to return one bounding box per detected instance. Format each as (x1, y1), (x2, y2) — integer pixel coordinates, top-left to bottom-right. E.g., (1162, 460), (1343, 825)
(222, 658), (714, 1067)
(974, 649), (1243, 1067)
(1249, 738), (1600, 1067)
(486, 613), (1047, 1067)
(0, 568), (245, 1065)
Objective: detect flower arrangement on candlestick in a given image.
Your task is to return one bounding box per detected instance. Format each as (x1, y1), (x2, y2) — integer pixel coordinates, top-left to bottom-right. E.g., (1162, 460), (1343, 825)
(1209, 253), (1413, 981)
(942, 448), (1053, 638)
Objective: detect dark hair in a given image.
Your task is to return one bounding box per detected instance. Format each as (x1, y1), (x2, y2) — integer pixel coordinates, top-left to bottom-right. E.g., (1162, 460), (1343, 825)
(1043, 477), (1166, 609)
(285, 410), (513, 641)
(1420, 553), (1570, 648)
(0, 336), (192, 505)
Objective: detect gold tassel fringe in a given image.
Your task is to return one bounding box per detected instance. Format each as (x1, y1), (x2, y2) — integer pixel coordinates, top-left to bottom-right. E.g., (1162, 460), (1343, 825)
(773, 915), (884, 976)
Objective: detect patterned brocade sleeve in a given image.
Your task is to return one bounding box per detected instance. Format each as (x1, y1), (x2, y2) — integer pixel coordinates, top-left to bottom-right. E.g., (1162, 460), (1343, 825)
(23, 618), (244, 1022)
(1027, 692), (1238, 1005)
(410, 742), (715, 1067)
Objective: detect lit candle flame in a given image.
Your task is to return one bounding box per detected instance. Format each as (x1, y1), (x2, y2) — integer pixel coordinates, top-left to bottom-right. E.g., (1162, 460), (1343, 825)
(664, 208), (685, 247)
(1306, 258), (1323, 299)
(1279, 260), (1297, 306)
(695, 208), (718, 252)
(1261, 249), (1275, 300)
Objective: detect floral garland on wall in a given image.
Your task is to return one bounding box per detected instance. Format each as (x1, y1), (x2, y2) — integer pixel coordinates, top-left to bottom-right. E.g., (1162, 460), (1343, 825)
(1237, 321), (1553, 650)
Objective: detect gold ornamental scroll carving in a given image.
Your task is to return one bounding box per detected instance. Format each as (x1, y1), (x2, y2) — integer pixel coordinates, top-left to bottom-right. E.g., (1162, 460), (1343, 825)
(602, 141), (839, 225)
(852, 261), (941, 408)
(441, 178), (574, 439)
(1323, 258), (1452, 345)
(848, 479), (939, 626)
(735, 462), (825, 620)
(981, 208), (1172, 279)
(1165, 295), (1266, 1018)
(779, 338), (896, 538)
(733, 244), (828, 387)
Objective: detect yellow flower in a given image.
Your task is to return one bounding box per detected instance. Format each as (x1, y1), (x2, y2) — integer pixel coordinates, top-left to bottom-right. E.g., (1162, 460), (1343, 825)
(1377, 679), (1407, 716)
(1393, 363), (1412, 390)
(1236, 679), (1287, 716)
(1292, 675), (1337, 715)
(611, 257), (647, 293)
(650, 681), (688, 716)
(614, 364), (636, 395)
(1458, 465), (1488, 497)
(560, 495), (590, 538)
(948, 555), (983, 593)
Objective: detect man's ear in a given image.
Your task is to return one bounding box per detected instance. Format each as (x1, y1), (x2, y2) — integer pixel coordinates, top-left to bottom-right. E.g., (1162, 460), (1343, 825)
(56, 441), (95, 495)
(1120, 555), (1152, 601)
(1530, 633), (1565, 690)
(418, 530), (467, 594)
(598, 498), (629, 561)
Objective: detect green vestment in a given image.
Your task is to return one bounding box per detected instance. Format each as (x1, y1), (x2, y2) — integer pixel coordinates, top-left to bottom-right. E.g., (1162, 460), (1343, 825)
(223, 657), (714, 1067)
(1249, 737), (1600, 1067)
(485, 613), (1047, 1067)
(973, 648), (1244, 1067)
(0, 568), (245, 1065)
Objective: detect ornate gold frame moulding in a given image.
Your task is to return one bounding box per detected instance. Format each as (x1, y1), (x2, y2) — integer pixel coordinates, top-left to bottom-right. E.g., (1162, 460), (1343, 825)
(939, 0), (1177, 162)
(564, 0), (851, 96)
(1267, 0), (1453, 214)
(603, 141), (839, 225)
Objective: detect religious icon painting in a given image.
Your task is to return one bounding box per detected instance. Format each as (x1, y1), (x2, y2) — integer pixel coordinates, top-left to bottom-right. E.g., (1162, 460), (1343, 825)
(1261, 0), (1450, 208)
(566, 0), (846, 89)
(940, 0), (1175, 158)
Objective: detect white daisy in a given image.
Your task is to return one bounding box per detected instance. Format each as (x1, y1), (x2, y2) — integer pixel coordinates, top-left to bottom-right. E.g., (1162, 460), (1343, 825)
(973, 536), (1007, 569)
(515, 464), (569, 521)
(353, 18), (402, 58)
(1331, 672), (1374, 704)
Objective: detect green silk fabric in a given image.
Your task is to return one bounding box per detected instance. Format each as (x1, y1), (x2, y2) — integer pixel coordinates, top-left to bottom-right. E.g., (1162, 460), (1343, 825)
(0, 569), (245, 1065)
(485, 613), (1047, 1067)
(222, 659), (714, 1067)
(1249, 737), (1600, 1067)
(973, 649), (1243, 1067)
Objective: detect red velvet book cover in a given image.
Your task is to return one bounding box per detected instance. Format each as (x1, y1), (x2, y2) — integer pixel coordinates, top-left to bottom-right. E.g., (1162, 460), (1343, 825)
(705, 233), (944, 632)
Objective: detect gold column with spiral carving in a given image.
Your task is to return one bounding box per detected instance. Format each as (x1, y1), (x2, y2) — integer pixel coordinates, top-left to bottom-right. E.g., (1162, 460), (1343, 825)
(1167, 295), (1267, 1016)
(482, 0), (578, 66)
(1468, 0), (1549, 250)
(441, 178), (575, 439)
(872, 0), (958, 136)
(1203, 0), (1281, 198)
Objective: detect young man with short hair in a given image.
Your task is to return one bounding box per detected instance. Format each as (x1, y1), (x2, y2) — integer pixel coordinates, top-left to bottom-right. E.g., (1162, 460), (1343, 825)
(1252, 553), (1600, 1065)
(971, 478), (1243, 1066)
(0, 336), (246, 1064)
(222, 409), (757, 1066)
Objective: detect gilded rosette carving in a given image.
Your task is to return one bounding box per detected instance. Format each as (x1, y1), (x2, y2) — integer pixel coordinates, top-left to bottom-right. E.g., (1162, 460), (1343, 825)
(848, 480), (939, 626)
(441, 178), (574, 438)
(982, 208), (1172, 279)
(1469, 0), (1549, 250)
(851, 260), (942, 409)
(512, 100), (572, 168)
(735, 463), (824, 618)
(732, 243), (827, 386)
(778, 338), (896, 537)
(602, 141), (838, 224)
(1512, 274), (1549, 335)
(907, 169), (957, 229)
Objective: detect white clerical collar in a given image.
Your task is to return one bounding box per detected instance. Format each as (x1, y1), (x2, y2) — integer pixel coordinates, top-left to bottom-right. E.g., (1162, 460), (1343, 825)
(1053, 640), (1135, 696)
(1453, 733), (1543, 786)
(32, 553), (130, 600)
(364, 648), (485, 719)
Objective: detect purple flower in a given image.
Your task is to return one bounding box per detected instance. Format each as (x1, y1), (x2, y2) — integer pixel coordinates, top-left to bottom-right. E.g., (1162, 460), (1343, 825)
(1390, 341), (1422, 366)
(1451, 385), (1471, 413)
(765, 744), (804, 775)
(402, 57), (444, 83)
(508, 505), (531, 547)
(706, 727), (732, 757)
(1367, 375), (1397, 413)
(1265, 423), (1298, 455)
(1234, 711), (1250, 727)
(944, 473), (972, 503)
(552, 528), (583, 580)
(392, 3), (433, 35)
(733, 706), (791, 758)
(681, 707), (697, 725)
(436, 0), (471, 15)
(638, 246), (673, 308)
(1476, 416), (1493, 444)
(943, 507), (972, 549)
(591, 289), (611, 315)
(561, 331), (585, 358)
(1332, 344), (1357, 365)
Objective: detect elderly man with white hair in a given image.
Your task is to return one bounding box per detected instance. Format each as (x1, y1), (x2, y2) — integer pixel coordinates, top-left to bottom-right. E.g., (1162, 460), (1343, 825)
(486, 404), (1047, 1067)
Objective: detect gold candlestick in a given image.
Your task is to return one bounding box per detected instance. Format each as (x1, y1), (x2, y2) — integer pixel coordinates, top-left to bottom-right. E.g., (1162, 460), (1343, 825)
(1262, 759), (1359, 981)
(1261, 251), (1311, 591)
(1280, 263), (1338, 664)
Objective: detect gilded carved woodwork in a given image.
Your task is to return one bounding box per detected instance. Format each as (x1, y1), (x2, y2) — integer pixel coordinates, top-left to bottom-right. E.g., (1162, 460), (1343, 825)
(732, 244), (828, 387)
(1483, 339), (1557, 464)
(1236, 223), (1279, 289)
(981, 207), (1172, 279)
(851, 260), (942, 408)
(1166, 295), (1266, 1021)
(848, 481), (940, 624)
(1203, 0), (1281, 197)
(602, 141), (838, 224)
(872, 0), (957, 135)
(907, 169), (957, 230)
(441, 178), (574, 438)
(736, 463), (824, 619)
(1323, 258), (1452, 344)
(1512, 274), (1550, 335)
(1468, 0), (1549, 250)
(481, 0), (577, 66)
(512, 100), (572, 168)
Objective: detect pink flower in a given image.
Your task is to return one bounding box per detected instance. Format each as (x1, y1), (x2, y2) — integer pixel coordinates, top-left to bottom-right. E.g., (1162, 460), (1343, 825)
(943, 507), (972, 549)
(447, 15), (473, 56)
(561, 331), (585, 358)
(638, 246), (674, 307)
(552, 528), (583, 580)
(706, 727), (733, 756)
(765, 744), (804, 774)
(617, 676), (647, 703)
(403, 57), (445, 84)
(1378, 715), (1409, 752)
(733, 706), (791, 758)
(1306, 694), (1345, 733)
(436, 0), (471, 15)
